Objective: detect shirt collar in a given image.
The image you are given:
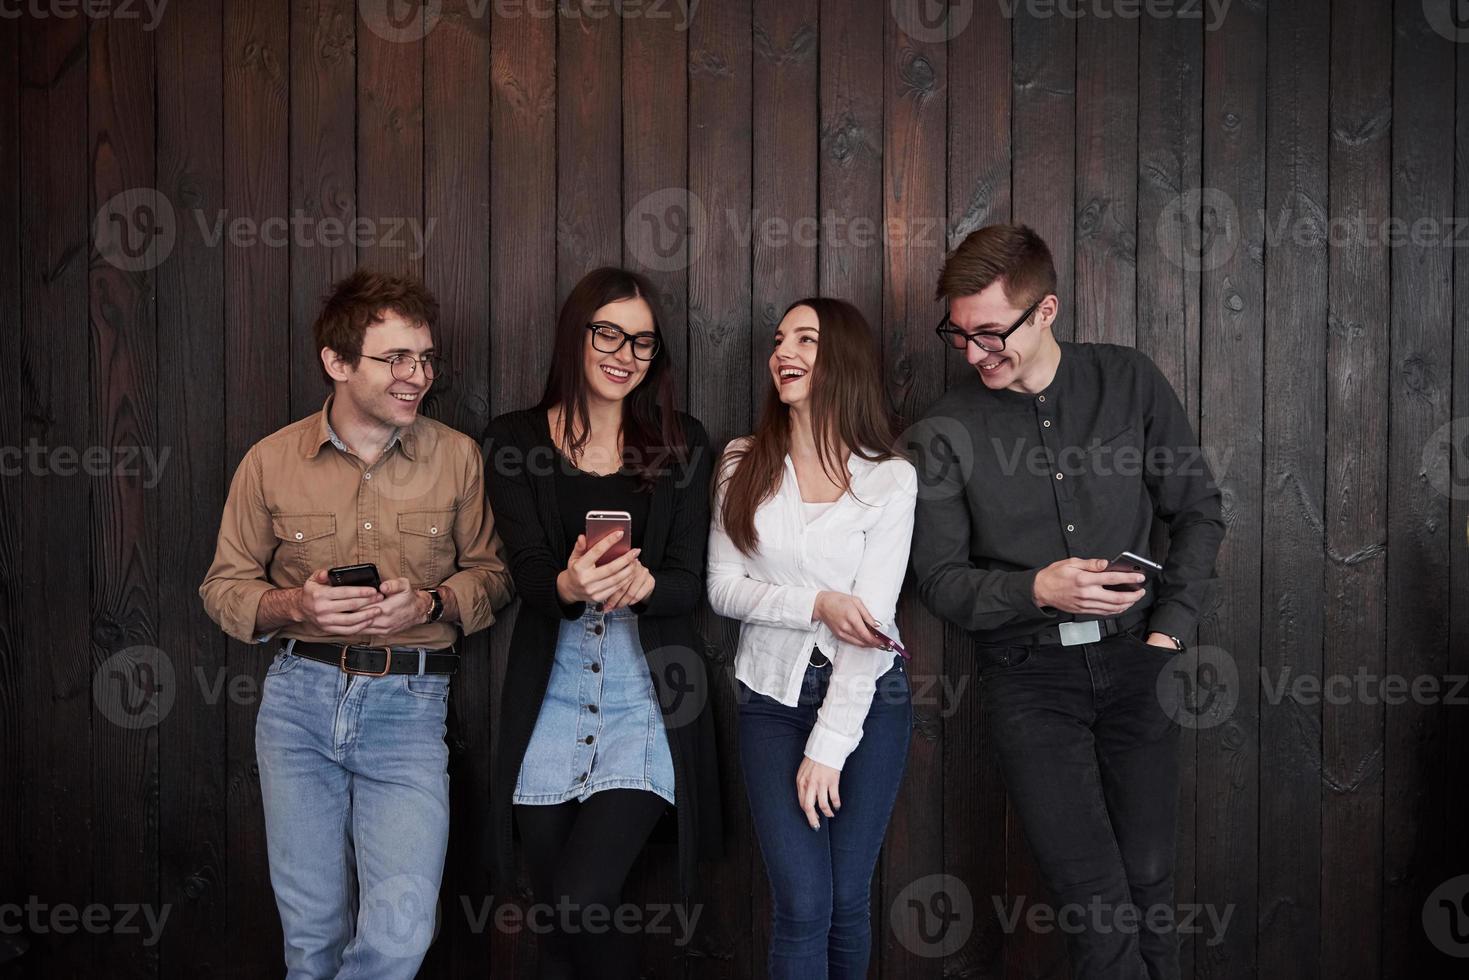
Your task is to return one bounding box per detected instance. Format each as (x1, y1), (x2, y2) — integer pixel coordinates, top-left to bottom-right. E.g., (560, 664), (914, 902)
(304, 394), (417, 461)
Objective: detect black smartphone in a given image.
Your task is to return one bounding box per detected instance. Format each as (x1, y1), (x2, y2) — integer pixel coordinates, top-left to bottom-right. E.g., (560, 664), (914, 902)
(328, 562), (381, 589)
(1102, 551), (1163, 592)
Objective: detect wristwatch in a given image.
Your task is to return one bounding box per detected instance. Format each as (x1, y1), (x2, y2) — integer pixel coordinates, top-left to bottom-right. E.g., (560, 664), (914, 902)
(424, 588), (444, 624)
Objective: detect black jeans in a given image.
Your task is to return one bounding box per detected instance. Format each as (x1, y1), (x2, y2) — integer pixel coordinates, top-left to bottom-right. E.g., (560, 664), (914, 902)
(513, 789), (669, 980)
(980, 628), (1181, 980)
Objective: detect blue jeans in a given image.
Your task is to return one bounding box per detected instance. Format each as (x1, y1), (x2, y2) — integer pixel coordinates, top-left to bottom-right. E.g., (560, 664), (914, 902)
(255, 647), (452, 979)
(738, 654), (911, 979)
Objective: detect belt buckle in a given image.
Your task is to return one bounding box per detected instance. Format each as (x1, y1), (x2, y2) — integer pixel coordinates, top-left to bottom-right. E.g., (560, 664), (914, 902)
(1058, 621), (1102, 647)
(340, 644), (393, 677)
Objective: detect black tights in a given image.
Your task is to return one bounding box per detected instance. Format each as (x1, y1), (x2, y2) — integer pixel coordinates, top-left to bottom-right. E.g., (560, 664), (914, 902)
(513, 789), (669, 980)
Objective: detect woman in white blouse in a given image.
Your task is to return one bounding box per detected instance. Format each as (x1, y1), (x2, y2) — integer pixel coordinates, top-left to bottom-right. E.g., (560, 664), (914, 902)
(708, 297), (917, 978)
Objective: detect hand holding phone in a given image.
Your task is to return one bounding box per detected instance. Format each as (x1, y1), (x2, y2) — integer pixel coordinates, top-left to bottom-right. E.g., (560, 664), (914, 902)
(1101, 551), (1162, 592)
(585, 510), (632, 568)
(867, 622), (910, 660)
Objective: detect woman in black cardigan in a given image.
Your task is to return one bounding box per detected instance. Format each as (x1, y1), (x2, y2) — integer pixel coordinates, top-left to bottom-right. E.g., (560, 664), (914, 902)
(483, 267), (722, 978)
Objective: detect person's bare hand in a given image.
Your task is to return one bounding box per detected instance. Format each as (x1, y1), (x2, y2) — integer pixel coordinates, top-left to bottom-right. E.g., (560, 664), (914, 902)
(297, 568), (382, 635)
(1032, 558), (1146, 616)
(796, 756), (841, 830)
(556, 532), (644, 605)
(812, 591), (885, 647)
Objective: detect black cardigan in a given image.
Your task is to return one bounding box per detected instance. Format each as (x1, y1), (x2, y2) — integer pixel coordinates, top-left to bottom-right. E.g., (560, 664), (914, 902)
(482, 407), (724, 899)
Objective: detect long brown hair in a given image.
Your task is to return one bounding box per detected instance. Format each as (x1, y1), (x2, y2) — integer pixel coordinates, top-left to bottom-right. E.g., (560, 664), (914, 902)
(536, 267), (686, 488)
(718, 297), (899, 554)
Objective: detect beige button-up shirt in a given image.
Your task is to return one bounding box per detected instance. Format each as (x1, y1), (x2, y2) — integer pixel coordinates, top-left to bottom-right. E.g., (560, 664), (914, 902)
(199, 396), (512, 649)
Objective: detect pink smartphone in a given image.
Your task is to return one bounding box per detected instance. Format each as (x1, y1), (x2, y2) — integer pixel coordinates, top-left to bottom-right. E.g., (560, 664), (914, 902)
(868, 623), (910, 660)
(586, 510), (632, 567)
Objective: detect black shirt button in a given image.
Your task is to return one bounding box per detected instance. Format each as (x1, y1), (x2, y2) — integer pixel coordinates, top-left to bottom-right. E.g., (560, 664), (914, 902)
(587, 704), (598, 713)
(590, 662), (601, 673)
(593, 624), (604, 635)
(584, 735), (594, 745)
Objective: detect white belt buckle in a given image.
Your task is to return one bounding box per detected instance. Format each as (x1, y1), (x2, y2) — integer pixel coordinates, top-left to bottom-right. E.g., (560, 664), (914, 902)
(1058, 621), (1102, 646)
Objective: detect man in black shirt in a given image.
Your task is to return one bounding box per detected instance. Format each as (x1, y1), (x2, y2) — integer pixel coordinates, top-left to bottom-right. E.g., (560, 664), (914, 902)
(908, 224), (1224, 980)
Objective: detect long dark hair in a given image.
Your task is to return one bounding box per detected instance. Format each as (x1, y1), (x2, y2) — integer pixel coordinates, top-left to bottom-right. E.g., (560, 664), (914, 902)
(536, 266), (685, 488)
(718, 297), (899, 554)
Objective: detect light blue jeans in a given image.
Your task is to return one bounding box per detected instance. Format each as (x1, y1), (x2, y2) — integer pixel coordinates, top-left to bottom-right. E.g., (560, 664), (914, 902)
(255, 645), (451, 979)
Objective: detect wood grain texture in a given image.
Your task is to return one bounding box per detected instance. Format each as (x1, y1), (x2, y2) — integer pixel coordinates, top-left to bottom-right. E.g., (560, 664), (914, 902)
(4, 3), (1463, 976)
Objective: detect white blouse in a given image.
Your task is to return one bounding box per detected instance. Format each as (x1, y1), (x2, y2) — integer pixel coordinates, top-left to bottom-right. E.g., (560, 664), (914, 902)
(707, 438), (919, 770)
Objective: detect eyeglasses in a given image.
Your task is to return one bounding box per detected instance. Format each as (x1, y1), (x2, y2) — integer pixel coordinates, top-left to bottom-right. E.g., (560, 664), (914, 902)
(935, 298), (1042, 353)
(587, 322), (661, 361)
(359, 352), (444, 382)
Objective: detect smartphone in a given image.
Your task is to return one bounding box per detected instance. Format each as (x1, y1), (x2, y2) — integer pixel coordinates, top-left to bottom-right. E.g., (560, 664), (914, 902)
(868, 623), (910, 661)
(586, 511), (632, 567)
(1102, 551), (1163, 592)
(328, 562), (382, 589)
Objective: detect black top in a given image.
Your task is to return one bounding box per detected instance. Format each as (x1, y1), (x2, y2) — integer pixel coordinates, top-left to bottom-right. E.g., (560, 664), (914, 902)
(554, 462), (650, 561)
(907, 341), (1225, 645)
(482, 407), (723, 899)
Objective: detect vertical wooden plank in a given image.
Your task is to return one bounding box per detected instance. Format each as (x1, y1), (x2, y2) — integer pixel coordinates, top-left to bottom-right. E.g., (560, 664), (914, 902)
(881, 3), (946, 978)
(943, 3), (1009, 975)
(157, 0), (229, 973)
(222, 0), (291, 972)
(557, 0), (622, 297)
(1074, 12), (1137, 347)
(357, 0), (425, 278)
(1259, 2), (1329, 978)
(746, 0), (814, 964)
(751, 0), (815, 409)
(622, 11), (688, 972)
(1198, 1), (1266, 976)
(423, 2), (490, 976)
(18, 10), (93, 975)
(0, 12), (24, 949)
(1011, 4), (1074, 343)
(290, 0), (357, 418)
(1007, 6), (1074, 977)
(689, 0), (753, 972)
(488, 1), (555, 974)
(1449, 13), (1469, 926)
(1136, 12), (1202, 978)
(1321, 1), (1391, 977)
(89, 4), (159, 976)
(819, 0), (883, 329)
(1384, 3), (1455, 972)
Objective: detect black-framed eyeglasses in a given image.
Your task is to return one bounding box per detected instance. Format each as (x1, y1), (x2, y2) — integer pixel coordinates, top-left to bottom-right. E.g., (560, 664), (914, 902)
(359, 352), (444, 382)
(587, 322), (661, 361)
(935, 297), (1042, 353)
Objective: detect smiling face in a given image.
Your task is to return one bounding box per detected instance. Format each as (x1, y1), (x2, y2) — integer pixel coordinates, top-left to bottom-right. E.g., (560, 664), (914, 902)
(327, 311), (434, 429)
(582, 295), (656, 405)
(949, 280), (1058, 392)
(769, 304), (820, 406)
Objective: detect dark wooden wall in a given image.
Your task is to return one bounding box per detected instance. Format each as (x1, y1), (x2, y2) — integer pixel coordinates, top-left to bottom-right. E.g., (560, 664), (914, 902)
(1, 1), (1466, 977)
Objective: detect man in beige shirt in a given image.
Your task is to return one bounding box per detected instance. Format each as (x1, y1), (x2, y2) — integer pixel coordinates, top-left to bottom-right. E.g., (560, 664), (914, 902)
(199, 269), (511, 979)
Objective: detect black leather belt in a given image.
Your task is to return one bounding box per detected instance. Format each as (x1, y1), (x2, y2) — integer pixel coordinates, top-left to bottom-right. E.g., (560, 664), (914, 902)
(1010, 607), (1149, 648)
(283, 639), (460, 676)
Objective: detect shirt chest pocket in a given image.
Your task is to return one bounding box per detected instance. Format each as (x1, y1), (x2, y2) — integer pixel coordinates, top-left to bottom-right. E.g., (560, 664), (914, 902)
(398, 509), (455, 587)
(1085, 424), (1144, 508)
(271, 513), (338, 578)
